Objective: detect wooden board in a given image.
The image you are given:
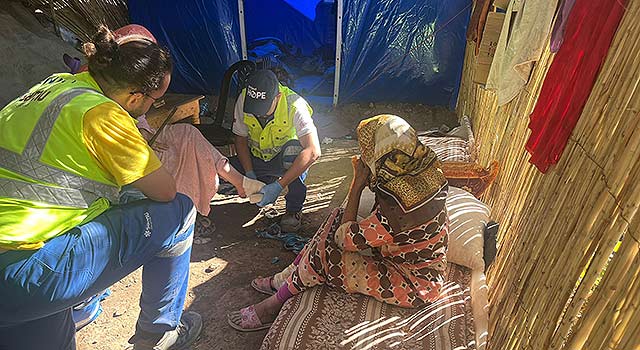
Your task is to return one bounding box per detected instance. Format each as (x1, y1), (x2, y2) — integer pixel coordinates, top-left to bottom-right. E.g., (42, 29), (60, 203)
(473, 12), (505, 85)
(145, 93), (204, 129)
(494, 0), (510, 10)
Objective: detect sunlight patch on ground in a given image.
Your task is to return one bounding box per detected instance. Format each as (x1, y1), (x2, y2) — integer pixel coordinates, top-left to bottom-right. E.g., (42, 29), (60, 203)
(189, 257), (229, 288)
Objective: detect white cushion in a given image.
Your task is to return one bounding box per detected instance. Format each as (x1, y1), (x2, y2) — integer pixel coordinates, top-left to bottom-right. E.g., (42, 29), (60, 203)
(446, 186), (490, 271)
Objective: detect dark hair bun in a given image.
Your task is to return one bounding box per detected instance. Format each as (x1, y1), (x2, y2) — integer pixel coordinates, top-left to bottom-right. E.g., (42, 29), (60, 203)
(85, 25), (173, 94)
(84, 25), (119, 70)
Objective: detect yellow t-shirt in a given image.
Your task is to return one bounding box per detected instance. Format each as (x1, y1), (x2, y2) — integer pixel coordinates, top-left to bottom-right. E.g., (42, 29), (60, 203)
(0, 99), (161, 250)
(82, 102), (161, 186)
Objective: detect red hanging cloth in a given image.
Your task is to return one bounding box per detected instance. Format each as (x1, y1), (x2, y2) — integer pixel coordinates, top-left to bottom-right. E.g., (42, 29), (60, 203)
(525, 0), (627, 173)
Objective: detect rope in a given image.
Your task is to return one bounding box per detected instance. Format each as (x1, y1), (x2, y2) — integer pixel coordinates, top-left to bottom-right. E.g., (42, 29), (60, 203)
(256, 223), (309, 254)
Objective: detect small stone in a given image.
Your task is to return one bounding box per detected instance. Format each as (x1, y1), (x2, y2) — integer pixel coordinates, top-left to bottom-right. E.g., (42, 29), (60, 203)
(194, 237), (212, 245)
(271, 257), (280, 264)
(113, 310), (126, 318)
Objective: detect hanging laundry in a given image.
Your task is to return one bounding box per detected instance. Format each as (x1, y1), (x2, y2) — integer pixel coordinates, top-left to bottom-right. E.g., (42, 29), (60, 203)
(467, 0), (494, 55)
(486, 0), (559, 106)
(550, 0), (577, 52)
(526, 0), (627, 173)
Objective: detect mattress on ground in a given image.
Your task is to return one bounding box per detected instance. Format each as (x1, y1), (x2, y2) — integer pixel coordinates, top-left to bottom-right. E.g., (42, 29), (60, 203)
(261, 263), (476, 350)
(419, 115), (478, 163)
(420, 136), (473, 163)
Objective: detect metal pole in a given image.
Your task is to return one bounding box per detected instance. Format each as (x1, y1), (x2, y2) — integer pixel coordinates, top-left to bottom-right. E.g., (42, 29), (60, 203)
(238, 0), (248, 60)
(332, 0), (343, 107)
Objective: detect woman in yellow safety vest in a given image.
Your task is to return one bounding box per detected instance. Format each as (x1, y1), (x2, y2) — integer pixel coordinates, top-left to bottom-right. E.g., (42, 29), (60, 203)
(0, 26), (201, 350)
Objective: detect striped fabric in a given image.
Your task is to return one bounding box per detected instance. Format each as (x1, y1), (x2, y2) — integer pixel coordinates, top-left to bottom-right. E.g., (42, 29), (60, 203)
(261, 263), (475, 350)
(420, 136), (472, 163)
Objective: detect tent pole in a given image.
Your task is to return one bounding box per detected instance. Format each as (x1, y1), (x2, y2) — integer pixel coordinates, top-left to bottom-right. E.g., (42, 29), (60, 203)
(333, 0), (343, 107)
(238, 0), (248, 60)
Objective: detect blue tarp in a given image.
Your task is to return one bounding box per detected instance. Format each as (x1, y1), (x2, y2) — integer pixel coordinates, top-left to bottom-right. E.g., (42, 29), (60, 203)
(128, 0), (470, 107)
(339, 0), (471, 107)
(129, 0), (242, 95)
(244, 0), (324, 56)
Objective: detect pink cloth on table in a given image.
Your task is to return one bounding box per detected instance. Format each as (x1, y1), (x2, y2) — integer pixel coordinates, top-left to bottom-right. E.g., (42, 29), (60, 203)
(137, 115), (225, 216)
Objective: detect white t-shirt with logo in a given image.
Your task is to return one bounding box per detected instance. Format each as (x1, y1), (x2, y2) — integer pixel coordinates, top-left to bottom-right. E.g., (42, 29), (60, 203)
(232, 93), (317, 139)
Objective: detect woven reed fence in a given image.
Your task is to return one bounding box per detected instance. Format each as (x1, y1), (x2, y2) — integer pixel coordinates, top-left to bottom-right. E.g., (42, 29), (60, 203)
(26, 0), (129, 41)
(456, 0), (640, 349)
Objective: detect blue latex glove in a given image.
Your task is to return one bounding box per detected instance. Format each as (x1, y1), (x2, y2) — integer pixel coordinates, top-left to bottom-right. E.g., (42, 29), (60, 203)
(257, 181), (284, 207)
(245, 170), (257, 180)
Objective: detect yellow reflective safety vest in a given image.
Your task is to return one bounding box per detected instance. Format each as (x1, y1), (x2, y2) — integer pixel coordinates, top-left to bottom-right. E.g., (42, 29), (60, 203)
(244, 85), (312, 161)
(0, 72), (121, 250)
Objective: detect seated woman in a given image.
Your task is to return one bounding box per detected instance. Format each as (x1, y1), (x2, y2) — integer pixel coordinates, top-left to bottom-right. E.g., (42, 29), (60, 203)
(228, 114), (450, 331)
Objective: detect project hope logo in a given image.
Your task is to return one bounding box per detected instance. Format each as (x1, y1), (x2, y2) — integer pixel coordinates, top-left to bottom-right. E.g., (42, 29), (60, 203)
(247, 85), (267, 100)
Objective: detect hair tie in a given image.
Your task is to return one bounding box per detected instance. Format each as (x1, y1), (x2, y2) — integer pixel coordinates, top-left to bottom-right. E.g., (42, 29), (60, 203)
(83, 42), (97, 57)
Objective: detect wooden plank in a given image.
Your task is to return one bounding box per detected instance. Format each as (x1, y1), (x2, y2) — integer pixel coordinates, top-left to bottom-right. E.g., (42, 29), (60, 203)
(145, 93), (204, 129)
(474, 12), (505, 85)
(494, 0), (510, 10)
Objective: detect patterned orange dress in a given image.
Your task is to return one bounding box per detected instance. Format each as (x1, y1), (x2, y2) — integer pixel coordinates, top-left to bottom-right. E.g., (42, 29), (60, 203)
(285, 204), (448, 307)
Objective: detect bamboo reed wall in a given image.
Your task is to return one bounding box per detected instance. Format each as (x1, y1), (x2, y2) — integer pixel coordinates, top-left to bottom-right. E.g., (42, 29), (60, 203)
(456, 1), (640, 349)
(27, 0), (129, 41)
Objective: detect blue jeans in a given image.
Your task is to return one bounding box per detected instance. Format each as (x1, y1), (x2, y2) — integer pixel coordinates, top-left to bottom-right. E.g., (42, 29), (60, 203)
(0, 194), (196, 350)
(230, 140), (307, 212)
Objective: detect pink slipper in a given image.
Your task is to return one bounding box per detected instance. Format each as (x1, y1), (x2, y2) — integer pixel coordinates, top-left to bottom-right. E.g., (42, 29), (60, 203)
(251, 276), (277, 296)
(227, 305), (273, 332)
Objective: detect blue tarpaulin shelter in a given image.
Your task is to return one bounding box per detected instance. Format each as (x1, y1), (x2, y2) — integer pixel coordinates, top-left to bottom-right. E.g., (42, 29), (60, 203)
(129, 0), (471, 107)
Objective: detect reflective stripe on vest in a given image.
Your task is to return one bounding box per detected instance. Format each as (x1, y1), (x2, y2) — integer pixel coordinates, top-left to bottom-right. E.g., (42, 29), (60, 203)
(247, 139), (281, 158)
(0, 88), (120, 208)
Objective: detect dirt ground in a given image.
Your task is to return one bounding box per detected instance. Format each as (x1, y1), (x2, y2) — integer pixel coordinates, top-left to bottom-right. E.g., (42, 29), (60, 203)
(76, 106), (457, 350)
